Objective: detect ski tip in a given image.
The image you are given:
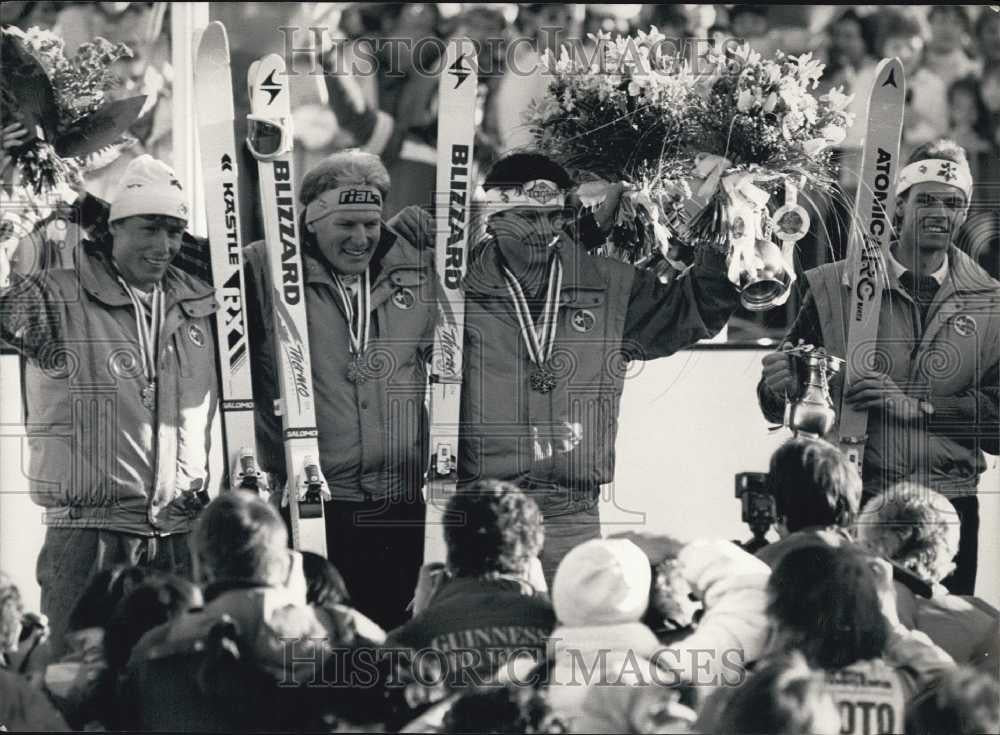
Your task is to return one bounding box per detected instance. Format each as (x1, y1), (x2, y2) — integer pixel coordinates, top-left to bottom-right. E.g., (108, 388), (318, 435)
(875, 57), (905, 95)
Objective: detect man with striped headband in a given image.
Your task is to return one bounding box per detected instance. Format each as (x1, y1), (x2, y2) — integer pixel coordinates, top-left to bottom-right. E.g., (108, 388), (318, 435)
(243, 149), (439, 630)
(393, 151), (741, 584)
(759, 140), (1000, 595)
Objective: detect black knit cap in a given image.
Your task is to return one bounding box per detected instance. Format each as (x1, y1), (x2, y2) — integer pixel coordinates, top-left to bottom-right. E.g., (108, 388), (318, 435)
(483, 151), (575, 192)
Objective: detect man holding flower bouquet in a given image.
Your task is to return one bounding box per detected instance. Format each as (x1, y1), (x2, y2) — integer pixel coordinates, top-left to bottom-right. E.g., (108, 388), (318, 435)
(758, 140), (1000, 596)
(392, 151), (740, 583)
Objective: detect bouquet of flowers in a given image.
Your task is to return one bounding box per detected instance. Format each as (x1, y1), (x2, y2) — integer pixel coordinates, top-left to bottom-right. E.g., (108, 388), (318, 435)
(1, 26), (146, 194)
(529, 32), (855, 309)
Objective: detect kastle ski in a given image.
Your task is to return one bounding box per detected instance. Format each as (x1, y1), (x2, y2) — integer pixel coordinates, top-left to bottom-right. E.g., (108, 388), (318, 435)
(195, 21), (265, 496)
(424, 38), (478, 564)
(838, 58), (907, 475)
(246, 53), (330, 555)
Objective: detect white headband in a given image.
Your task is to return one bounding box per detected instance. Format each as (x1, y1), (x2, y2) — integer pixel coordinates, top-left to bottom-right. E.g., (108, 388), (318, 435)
(482, 179), (566, 215)
(897, 159), (973, 201)
(304, 186), (383, 224)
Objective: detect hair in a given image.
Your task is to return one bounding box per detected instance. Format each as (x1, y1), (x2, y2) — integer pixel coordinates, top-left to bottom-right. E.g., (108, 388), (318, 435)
(927, 5), (972, 34)
(299, 149), (391, 207)
(442, 683), (564, 734)
(483, 152), (574, 191)
(833, 9), (880, 57)
(103, 573), (201, 671)
(0, 572), (23, 652)
(948, 75), (993, 141)
(906, 665), (1000, 735)
(877, 8), (926, 48)
(712, 652), (839, 735)
(767, 437), (862, 532)
(191, 490), (289, 585)
(768, 545), (889, 670)
(444, 480), (544, 578)
(66, 565), (150, 632)
(855, 483), (960, 584)
(301, 550), (350, 608)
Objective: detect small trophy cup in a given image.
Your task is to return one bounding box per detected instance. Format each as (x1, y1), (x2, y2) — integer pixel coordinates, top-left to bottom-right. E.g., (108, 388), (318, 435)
(784, 345), (845, 437)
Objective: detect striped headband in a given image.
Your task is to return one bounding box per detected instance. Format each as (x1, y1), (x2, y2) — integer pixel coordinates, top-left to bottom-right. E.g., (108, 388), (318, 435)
(305, 185), (383, 224)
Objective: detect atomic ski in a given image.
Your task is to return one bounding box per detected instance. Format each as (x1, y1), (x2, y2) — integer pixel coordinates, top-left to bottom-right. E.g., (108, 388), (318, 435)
(838, 58), (906, 475)
(424, 38), (478, 564)
(247, 54), (329, 555)
(195, 21), (265, 496)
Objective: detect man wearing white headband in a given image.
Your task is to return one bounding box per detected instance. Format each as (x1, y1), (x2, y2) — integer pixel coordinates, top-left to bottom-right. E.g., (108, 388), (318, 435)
(243, 149), (438, 630)
(0, 154), (220, 657)
(759, 139), (1000, 595)
(392, 150), (741, 584)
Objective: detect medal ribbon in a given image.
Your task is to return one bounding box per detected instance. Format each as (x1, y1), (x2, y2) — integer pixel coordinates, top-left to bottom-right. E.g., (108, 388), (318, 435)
(502, 255), (563, 367)
(118, 276), (164, 389)
(331, 269), (371, 356)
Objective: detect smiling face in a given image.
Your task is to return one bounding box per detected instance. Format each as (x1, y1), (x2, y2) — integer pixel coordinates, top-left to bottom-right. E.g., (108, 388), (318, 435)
(897, 181), (968, 253)
(309, 208), (382, 275)
(110, 215), (185, 290)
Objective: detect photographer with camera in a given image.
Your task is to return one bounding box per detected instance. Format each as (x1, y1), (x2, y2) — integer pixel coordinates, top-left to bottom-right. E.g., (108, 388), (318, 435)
(752, 437), (862, 570)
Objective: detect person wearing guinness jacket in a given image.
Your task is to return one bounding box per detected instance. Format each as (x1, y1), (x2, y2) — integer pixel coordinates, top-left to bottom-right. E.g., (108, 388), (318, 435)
(758, 140), (1000, 596)
(390, 151), (740, 583)
(0, 155), (219, 659)
(243, 149), (439, 630)
(385, 480), (554, 690)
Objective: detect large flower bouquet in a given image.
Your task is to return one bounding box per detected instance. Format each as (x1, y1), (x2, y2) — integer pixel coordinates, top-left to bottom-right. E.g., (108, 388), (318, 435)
(528, 32), (855, 309)
(1, 26), (145, 194)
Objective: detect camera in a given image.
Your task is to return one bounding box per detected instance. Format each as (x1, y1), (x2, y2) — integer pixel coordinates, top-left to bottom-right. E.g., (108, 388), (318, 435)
(734, 472), (776, 552)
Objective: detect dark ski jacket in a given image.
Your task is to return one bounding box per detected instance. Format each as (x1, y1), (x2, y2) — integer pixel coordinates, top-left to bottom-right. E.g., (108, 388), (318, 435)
(389, 204), (739, 504)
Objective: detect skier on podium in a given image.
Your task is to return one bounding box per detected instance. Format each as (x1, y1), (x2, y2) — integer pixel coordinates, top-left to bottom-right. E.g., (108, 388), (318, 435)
(243, 149), (439, 630)
(0, 155), (219, 657)
(392, 150), (742, 584)
(758, 140), (1000, 595)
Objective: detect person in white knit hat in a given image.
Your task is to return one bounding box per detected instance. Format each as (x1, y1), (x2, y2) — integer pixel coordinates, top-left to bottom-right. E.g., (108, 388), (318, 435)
(542, 535), (773, 734)
(0, 154), (219, 659)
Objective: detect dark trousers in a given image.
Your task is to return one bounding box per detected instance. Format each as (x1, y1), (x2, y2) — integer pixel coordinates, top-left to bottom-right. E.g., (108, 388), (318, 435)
(36, 527), (192, 660)
(323, 494), (426, 631)
(520, 483), (603, 588)
(941, 495), (979, 596)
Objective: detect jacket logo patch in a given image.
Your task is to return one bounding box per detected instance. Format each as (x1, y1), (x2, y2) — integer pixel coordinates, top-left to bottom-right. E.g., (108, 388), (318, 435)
(187, 323), (206, 347)
(951, 314), (976, 336)
(571, 309), (596, 333)
(392, 287), (415, 310)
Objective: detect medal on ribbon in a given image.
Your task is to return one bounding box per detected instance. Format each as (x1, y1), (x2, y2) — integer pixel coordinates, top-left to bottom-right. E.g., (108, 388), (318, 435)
(332, 269), (372, 384)
(118, 273), (164, 413)
(502, 253), (563, 395)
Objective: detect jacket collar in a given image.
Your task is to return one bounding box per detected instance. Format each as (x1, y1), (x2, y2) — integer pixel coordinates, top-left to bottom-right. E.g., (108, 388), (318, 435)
(432, 574), (541, 607)
(79, 249), (214, 308)
(465, 231), (608, 296)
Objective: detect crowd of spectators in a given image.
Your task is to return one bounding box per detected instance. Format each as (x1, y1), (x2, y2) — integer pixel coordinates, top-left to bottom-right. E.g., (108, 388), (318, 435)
(1, 437), (996, 732)
(1, 4), (998, 733)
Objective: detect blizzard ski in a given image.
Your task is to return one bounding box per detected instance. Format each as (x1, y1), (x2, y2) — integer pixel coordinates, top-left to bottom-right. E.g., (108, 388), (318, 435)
(838, 58), (906, 475)
(424, 38), (478, 564)
(195, 21), (265, 496)
(247, 53), (329, 554)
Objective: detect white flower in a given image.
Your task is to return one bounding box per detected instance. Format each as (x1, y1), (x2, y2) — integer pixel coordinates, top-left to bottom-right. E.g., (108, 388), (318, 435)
(737, 88), (755, 112)
(823, 87), (853, 112)
(763, 91), (779, 113)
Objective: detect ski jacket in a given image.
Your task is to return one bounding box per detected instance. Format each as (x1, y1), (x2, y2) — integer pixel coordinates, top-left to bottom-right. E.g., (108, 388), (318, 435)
(385, 576), (555, 689)
(120, 578), (337, 731)
(244, 228), (438, 501)
(0, 250), (219, 535)
(457, 236), (737, 498)
(758, 247), (1000, 496)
